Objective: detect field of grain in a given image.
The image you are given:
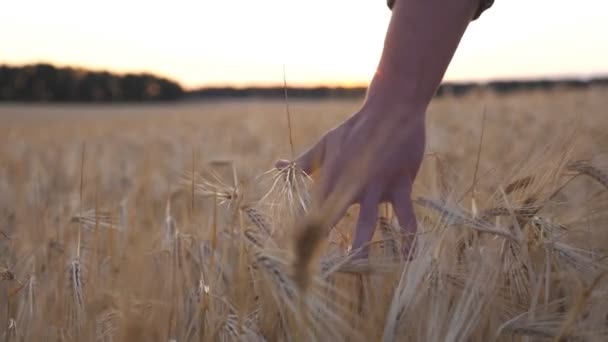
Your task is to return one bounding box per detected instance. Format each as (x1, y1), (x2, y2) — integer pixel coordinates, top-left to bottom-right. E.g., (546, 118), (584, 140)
(1, 88), (608, 341)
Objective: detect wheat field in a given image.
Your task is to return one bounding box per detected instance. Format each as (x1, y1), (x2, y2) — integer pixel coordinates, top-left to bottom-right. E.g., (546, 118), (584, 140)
(1, 88), (608, 341)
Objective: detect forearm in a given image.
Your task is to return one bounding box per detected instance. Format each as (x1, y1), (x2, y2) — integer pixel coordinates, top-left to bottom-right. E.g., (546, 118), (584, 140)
(365, 0), (479, 115)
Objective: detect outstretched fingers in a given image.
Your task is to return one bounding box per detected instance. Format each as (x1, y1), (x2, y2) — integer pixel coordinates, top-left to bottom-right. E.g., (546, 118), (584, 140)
(350, 189), (381, 259)
(275, 131), (329, 175)
(391, 180), (417, 257)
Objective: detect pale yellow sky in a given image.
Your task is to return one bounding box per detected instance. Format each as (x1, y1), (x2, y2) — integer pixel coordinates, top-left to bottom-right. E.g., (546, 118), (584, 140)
(1, 0), (607, 89)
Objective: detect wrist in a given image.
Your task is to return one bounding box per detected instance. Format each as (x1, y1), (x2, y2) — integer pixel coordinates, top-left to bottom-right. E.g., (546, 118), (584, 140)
(363, 72), (429, 120)
(362, 90), (427, 124)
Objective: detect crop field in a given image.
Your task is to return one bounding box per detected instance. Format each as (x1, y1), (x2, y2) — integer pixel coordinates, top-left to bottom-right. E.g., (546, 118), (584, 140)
(1, 87), (608, 341)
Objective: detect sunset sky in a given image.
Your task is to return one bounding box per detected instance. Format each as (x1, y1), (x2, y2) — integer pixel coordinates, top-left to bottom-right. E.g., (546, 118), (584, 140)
(1, 0), (607, 89)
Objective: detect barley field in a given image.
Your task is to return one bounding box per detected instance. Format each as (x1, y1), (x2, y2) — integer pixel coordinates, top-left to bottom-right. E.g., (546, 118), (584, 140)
(1, 88), (608, 341)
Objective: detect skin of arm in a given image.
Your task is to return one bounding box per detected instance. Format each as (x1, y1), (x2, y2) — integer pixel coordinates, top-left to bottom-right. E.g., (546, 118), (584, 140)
(277, 0), (481, 258)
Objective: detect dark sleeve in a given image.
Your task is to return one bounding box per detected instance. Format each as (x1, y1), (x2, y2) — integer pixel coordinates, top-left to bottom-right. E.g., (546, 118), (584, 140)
(473, 0), (494, 20)
(386, 0), (495, 21)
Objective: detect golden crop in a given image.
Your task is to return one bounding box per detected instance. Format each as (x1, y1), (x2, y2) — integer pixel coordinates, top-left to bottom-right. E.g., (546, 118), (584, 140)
(0, 88), (607, 341)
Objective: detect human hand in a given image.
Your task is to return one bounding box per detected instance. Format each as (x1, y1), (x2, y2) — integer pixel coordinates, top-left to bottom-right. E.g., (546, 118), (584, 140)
(276, 103), (425, 259)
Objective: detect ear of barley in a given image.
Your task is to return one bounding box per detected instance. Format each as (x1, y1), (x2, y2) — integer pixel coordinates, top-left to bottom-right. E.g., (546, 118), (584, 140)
(182, 168), (239, 206)
(505, 175), (535, 195)
(416, 197), (519, 241)
(258, 163), (312, 221)
(70, 209), (117, 231)
(96, 309), (121, 342)
(243, 206), (272, 237)
(15, 271), (38, 338)
(244, 229), (264, 248)
(379, 217), (400, 257)
(567, 160), (608, 190)
(66, 258), (87, 330)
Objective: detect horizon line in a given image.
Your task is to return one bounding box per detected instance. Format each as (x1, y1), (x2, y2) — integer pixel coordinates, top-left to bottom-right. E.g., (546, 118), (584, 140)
(3, 61), (608, 91)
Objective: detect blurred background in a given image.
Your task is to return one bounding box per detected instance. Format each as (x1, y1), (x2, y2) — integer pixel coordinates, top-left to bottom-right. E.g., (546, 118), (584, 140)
(1, 0), (607, 101)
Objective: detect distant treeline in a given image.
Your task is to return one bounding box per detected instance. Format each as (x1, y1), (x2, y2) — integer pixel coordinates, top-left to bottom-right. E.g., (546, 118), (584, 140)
(436, 78), (608, 97)
(0, 64), (183, 102)
(190, 78), (608, 100)
(1, 63), (607, 102)
(185, 86), (369, 99)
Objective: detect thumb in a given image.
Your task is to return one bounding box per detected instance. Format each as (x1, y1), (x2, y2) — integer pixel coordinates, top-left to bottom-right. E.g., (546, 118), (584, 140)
(275, 133), (328, 175)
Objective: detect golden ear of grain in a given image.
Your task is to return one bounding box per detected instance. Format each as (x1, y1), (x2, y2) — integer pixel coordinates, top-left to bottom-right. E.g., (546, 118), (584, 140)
(478, 207), (511, 221)
(254, 253), (292, 298)
(243, 206), (272, 236)
(244, 229), (263, 248)
(258, 164), (312, 223)
(567, 160), (608, 189)
(66, 258), (87, 330)
(379, 217), (400, 257)
(415, 197), (472, 225)
(505, 175), (535, 195)
(70, 209), (117, 231)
